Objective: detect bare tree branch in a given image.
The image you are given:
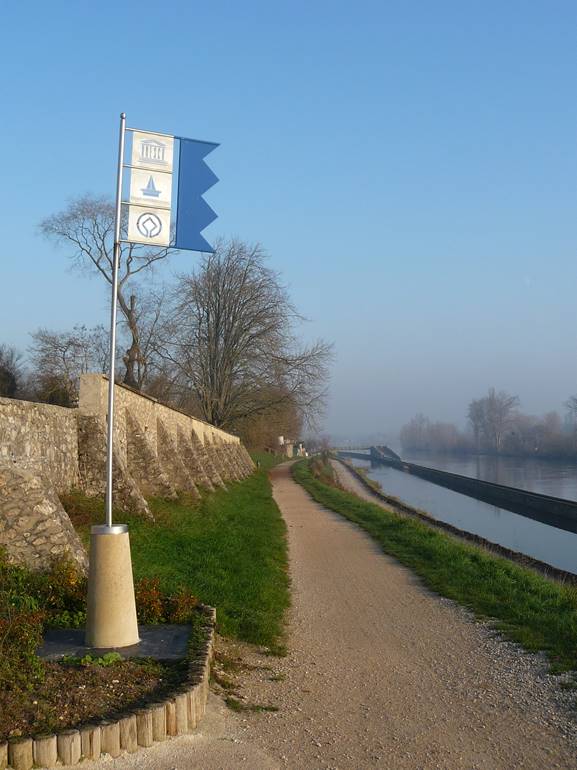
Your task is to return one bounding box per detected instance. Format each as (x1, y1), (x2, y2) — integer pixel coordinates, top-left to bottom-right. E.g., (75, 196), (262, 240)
(39, 194), (178, 388)
(155, 238), (333, 433)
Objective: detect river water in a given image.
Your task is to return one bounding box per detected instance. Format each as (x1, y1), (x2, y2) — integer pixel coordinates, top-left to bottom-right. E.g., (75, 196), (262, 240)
(403, 451), (577, 500)
(350, 452), (577, 574)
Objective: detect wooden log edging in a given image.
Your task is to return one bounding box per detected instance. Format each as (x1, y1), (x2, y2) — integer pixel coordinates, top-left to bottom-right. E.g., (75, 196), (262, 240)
(334, 457), (577, 585)
(2, 606), (216, 770)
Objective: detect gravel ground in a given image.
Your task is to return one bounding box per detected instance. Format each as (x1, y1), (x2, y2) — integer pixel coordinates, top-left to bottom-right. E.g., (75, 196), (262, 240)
(83, 461), (577, 769)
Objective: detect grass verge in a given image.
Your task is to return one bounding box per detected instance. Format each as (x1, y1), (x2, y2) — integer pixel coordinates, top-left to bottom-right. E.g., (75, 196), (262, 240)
(292, 459), (577, 672)
(65, 452), (289, 652)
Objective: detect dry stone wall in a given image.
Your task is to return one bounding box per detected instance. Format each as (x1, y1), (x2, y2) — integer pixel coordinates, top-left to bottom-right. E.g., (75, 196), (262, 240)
(79, 375), (242, 466)
(157, 420), (199, 498)
(77, 415), (151, 519)
(0, 398), (80, 493)
(0, 374), (254, 572)
(0, 464), (88, 573)
(125, 410), (178, 500)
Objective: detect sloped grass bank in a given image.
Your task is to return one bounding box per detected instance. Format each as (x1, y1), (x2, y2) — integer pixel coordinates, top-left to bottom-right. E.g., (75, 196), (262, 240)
(293, 459), (577, 672)
(66, 453), (289, 650)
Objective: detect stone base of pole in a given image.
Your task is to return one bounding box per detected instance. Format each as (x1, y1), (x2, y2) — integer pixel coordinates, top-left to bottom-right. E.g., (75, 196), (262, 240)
(85, 525), (140, 648)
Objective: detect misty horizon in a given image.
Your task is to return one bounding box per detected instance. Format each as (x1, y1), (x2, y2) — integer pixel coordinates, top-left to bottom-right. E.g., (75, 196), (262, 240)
(1, 4), (575, 446)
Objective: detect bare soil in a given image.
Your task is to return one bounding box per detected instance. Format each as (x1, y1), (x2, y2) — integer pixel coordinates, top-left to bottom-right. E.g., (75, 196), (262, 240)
(0, 658), (184, 741)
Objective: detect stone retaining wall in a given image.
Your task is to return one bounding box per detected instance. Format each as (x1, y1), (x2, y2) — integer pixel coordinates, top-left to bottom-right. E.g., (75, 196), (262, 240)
(0, 464), (88, 574)
(0, 606), (216, 770)
(79, 374), (241, 465)
(0, 375), (254, 572)
(0, 398), (80, 493)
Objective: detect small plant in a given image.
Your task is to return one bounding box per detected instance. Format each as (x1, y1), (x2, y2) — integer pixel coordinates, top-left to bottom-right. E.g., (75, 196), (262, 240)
(135, 577), (165, 624)
(166, 588), (199, 624)
(49, 609), (86, 628)
(214, 651), (243, 673)
(82, 652), (123, 667)
(309, 456), (341, 489)
(0, 608), (45, 692)
(211, 670), (236, 690)
(62, 652), (123, 667)
(225, 695), (279, 713)
(0, 550), (46, 692)
(135, 578), (201, 625)
(33, 558), (87, 616)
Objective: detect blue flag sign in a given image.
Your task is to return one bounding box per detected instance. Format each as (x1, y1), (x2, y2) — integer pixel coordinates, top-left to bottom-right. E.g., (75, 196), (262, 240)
(175, 138), (219, 253)
(126, 128), (219, 252)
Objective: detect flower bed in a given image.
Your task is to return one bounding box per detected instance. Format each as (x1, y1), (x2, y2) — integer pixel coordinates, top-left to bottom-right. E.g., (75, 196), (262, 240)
(0, 606), (215, 768)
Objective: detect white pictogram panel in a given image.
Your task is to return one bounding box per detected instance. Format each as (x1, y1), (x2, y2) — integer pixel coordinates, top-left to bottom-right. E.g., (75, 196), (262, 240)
(131, 132), (174, 173)
(127, 205), (171, 246)
(129, 168), (173, 209)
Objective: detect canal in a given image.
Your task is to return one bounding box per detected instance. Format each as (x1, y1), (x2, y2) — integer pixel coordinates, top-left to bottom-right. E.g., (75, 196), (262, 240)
(351, 453), (577, 574)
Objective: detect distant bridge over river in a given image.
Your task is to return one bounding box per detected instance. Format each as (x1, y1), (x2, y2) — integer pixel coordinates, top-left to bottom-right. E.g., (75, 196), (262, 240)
(336, 445), (401, 463)
(335, 446), (577, 535)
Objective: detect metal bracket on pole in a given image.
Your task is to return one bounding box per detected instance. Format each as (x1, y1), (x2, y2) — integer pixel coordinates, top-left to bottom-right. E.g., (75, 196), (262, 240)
(105, 112), (126, 529)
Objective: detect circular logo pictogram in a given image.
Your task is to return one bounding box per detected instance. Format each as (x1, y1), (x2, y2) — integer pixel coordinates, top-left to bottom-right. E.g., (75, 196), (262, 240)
(136, 212), (162, 239)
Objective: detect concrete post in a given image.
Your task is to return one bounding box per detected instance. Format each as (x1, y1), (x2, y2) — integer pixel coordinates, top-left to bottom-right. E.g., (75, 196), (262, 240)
(85, 526), (139, 648)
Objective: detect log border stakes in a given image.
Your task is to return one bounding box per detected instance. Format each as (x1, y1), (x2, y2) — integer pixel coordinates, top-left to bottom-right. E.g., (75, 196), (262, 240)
(0, 606), (215, 769)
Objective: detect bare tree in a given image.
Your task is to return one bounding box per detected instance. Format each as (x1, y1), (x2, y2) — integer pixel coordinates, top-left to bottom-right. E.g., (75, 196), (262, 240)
(565, 395), (577, 449)
(29, 325), (109, 405)
(232, 386), (303, 449)
(0, 345), (23, 397)
(122, 288), (167, 391)
(400, 413), (430, 452)
(565, 395), (577, 424)
(40, 195), (177, 388)
(156, 239), (332, 429)
(466, 388), (519, 453)
(467, 398), (484, 451)
(481, 388), (519, 452)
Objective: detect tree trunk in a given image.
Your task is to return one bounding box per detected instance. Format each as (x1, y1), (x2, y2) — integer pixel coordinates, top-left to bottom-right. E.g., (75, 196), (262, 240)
(123, 340), (139, 388)
(120, 294), (141, 389)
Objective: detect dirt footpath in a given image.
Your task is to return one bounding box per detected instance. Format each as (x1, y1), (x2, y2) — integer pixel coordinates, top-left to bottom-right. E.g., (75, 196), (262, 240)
(85, 462), (577, 770)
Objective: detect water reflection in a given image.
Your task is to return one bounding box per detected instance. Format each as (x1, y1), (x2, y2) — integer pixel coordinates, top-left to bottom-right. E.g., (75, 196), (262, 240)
(353, 459), (577, 575)
(402, 452), (577, 501)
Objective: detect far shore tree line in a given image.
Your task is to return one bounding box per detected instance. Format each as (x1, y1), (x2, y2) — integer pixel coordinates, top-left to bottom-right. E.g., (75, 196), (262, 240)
(400, 388), (577, 459)
(0, 195), (332, 451)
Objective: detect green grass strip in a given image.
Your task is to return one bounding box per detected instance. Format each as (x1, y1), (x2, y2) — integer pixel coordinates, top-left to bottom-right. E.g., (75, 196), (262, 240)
(68, 453), (290, 651)
(293, 459), (577, 672)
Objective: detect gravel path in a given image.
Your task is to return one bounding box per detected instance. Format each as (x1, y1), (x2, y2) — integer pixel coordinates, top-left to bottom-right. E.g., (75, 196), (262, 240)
(84, 461), (577, 769)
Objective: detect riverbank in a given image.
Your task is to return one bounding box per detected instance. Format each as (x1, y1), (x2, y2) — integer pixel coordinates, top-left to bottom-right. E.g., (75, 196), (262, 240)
(340, 457), (577, 584)
(348, 452), (577, 573)
(293, 458), (577, 673)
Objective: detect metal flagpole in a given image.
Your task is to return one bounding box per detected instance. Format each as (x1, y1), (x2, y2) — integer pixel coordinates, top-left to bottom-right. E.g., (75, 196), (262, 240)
(105, 112), (126, 528)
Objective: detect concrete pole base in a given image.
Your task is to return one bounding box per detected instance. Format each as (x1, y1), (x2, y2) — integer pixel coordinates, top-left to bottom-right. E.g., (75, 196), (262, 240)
(85, 525), (140, 648)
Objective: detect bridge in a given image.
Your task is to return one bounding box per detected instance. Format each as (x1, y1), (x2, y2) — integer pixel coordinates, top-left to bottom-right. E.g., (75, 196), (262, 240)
(334, 445), (401, 463)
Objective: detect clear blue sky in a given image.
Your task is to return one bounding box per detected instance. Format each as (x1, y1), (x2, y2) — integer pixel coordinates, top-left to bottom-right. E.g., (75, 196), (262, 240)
(1, 1), (575, 438)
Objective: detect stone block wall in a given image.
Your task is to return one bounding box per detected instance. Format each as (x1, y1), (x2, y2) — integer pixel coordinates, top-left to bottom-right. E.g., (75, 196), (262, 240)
(0, 398), (80, 493)
(79, 375), (241, 466)
(0, 464), (88, 573)
(0, 375), (255, 572)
